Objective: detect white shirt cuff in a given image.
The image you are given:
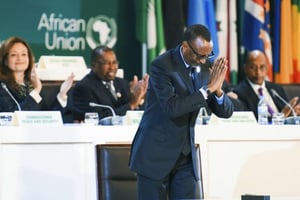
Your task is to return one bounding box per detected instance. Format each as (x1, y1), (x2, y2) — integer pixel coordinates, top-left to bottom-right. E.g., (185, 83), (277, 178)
(29, 90), (42, 103)
(199, 88), (208, 100)
(57, 94), (67, 108)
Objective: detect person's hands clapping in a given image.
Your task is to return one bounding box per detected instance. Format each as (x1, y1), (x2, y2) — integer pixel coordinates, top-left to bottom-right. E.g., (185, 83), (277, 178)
(208, 57), (228, 97)
(30, 65), (42, 94)
(129, 73), (149, 109)
(58, 72), (75, 101)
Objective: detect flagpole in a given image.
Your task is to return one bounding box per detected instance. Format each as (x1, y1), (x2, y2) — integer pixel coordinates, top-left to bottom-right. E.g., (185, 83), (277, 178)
(142, 43), (147, 75)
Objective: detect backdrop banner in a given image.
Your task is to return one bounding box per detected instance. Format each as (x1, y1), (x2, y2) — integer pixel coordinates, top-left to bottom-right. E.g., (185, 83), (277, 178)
(0, 0), (141, 80)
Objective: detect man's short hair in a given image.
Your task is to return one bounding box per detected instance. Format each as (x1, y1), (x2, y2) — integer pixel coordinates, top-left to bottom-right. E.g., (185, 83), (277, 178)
(183, 24), (211, 42)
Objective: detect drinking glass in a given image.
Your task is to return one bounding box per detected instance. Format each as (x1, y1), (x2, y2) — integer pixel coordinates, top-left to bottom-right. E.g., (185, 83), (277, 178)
(84, 112), (99, 125)
(272, 112), (285, 125)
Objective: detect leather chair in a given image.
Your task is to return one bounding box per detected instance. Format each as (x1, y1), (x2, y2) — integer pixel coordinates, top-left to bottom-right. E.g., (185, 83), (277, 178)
(96, 143), (204, 200)
(96, 144), (137, 200)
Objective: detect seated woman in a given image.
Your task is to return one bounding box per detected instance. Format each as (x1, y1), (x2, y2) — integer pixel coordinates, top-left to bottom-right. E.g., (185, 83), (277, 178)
(0, 36), (74, 117)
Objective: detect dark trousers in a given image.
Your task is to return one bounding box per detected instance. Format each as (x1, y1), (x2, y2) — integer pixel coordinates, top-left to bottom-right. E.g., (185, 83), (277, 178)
(137, 153), (199, 200)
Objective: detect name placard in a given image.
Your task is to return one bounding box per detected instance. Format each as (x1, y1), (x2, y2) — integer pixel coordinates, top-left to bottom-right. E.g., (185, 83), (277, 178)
(36, 56), (90, 81)
(209, 111), (257, 125)
(13, 111), (63, 126)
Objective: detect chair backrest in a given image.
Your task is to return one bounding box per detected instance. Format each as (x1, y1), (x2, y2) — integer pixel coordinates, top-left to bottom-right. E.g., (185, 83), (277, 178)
(96, 144), (137, 200)
(280, 84), (300, 100)
(96, 143), (204, 200)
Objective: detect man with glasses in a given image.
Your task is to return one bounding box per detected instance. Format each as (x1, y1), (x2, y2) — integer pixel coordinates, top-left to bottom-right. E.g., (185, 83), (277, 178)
(129, 24), (234, 200)
(233, 49), (300, 122)
(70, 45), (149, 123)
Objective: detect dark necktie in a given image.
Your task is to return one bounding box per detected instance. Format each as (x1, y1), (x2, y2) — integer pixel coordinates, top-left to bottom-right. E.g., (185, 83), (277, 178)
(190, 66), (197, 90)
(106, 81), (118, 100)
(258, 87), (274, 115)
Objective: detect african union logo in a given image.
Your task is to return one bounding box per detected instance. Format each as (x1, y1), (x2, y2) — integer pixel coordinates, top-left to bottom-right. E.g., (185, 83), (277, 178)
(86, 15), (117, 49)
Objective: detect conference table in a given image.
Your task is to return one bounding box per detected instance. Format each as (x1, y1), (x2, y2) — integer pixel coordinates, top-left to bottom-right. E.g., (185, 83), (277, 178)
(0, 124), (299, 200)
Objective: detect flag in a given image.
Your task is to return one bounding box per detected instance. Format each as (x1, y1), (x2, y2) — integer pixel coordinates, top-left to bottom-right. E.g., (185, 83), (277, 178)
(243, 0), (273, 81)
(270, 0), (280, 74)
(228, 0), (238, 85)
(274, 0), (293, 83)
(187, 0), (220, 59)
(237, 0), (246, 82)
(292, 0), (300, 83)
(135, 0), (166, 74)
(216, 0), (229, 80)
(215, 0), (238, 84)
(162, 0), (186, 50)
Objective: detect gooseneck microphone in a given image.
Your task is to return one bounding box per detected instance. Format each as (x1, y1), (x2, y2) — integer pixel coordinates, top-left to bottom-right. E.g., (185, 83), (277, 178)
(89, 102), (116, 116)
(270, 89), (299, 124)
(89, 102), (120, 125)
(1, 82), (21, 111)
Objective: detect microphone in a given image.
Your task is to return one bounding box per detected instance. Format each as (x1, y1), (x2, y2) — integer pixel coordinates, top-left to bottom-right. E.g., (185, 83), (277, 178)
(270, 89), (299, 124)
(1, 82), (21, 111)
(89, 102), (121, 125)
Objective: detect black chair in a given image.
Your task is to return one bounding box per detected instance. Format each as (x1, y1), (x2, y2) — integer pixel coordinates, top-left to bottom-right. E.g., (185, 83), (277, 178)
(96, 143), (204, 200)
(96, 144), (137, 200)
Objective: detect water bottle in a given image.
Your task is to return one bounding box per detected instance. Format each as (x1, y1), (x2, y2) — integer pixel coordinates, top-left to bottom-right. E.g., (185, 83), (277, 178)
(257, 95), (268, 125)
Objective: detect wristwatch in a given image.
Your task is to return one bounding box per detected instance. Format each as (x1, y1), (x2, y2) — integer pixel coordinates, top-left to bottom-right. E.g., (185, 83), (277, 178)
(202, 85), (212, 96)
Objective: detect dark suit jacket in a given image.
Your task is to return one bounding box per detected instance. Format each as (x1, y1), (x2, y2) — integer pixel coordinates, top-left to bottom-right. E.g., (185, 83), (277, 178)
(234, 79), (287, 120)
(129, 46), (234, 180)
(70, 71), (132, 121)
(0, 83), (39, 111)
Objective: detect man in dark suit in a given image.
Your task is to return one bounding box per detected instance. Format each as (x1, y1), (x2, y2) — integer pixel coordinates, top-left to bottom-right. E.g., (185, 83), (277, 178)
(129, 24), (234, 200)
(234, 49), (300, 121)
(70, 45), (148, 122)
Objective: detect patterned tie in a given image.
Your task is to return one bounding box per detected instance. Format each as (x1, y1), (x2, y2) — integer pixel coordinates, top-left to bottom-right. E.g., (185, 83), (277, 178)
(106, 81), (118, 100)
(258, 87), (274, 115)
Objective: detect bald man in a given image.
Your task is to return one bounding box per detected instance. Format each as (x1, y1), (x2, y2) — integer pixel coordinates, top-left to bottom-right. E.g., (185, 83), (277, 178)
(234, 49), (300, 121)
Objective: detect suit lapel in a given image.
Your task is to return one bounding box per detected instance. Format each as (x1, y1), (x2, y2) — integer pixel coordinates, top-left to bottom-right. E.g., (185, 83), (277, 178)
(171, 46), (195, 94)
(171, 46), (211, 93)
(90, 71), (118, 103)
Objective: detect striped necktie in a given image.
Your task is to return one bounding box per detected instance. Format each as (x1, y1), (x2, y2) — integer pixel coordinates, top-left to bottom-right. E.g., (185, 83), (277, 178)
(106, 81), (118, 100)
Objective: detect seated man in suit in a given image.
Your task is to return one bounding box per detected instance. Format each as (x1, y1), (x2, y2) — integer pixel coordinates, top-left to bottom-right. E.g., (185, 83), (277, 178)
(234, 49), (300, 121)
(70, 45), (149, 123)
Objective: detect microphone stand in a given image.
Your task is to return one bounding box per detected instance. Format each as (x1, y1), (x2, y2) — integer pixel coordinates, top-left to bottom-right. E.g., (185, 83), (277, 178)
(1, 82), (21, 111)
(271, 89), (299, 124)
(89, 102), (121, 125)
